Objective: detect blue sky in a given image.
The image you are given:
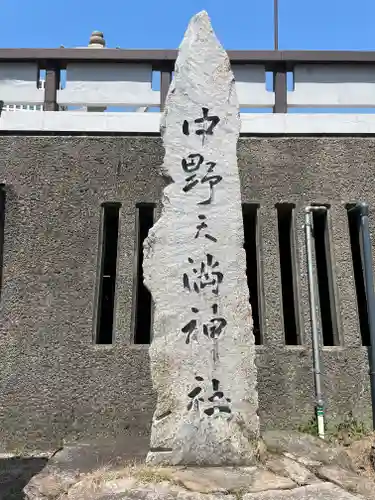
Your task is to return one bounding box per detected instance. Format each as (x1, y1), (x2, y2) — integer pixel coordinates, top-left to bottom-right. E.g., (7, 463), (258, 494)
(2, 0), (375, 50)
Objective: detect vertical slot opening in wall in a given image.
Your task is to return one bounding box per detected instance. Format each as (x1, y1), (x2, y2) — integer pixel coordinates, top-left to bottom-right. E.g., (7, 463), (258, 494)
(276, 203), (300, 345)
(242, 203), (263, 345)
(95, 203), (121, 344)
(346, 204), (370, 346)
(312, 206), (338, 346)
(134, 203), (155, 344)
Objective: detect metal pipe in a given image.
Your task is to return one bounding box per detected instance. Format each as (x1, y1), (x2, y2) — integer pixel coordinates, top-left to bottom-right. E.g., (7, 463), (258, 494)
(348, 202), (375, 429)
(274, 0), (279, 50)
(305, 205), (327, 439)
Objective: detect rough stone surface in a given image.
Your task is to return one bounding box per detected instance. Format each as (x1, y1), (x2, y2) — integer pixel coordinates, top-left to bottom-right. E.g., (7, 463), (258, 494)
(345, 436), (375, 478)
(166, 467), (256, 493)
(249, 469), (296, 492)
(44, 440), (148, 474)
(22, 435), (375, 500)
(23, 465), (79, 500)
(263, 431), (354, 470)
(164, 467), (295, 493)
(242, 483), (366, 500)
(92, 495), (234, 500)
(316, 465), (375, 499)
(65, 477), (138, 500)
(144, 11), (258, 465)
(23, 439), (149, 500)
(265, 456), (319, 485)
(68, 485), (235, 500)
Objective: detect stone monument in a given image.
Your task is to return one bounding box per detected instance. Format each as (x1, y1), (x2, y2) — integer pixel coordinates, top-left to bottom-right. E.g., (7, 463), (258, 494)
(143, 11), (259, 465)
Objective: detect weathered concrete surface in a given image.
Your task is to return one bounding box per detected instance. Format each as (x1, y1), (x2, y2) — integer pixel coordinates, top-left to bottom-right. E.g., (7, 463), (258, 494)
(0, 135), (374, 449)
(144, 11), (258, 465)
(0, 136), (163, 452)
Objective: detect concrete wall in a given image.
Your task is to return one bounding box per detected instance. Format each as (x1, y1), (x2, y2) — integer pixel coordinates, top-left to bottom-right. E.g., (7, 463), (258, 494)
(0, 135), (373, 451)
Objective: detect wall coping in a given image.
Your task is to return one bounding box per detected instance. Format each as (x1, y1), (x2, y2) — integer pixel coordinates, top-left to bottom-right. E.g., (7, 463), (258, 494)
(1, 111), (375, 135)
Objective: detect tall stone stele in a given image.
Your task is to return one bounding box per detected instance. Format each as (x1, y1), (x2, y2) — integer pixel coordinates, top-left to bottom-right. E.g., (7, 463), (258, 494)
(143, 11), (259, 465)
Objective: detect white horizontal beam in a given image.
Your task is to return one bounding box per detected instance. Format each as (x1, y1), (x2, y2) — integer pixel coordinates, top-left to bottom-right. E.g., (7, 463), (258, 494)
(289, 65), (375, 108)
(0, 62), (44, 105)
(58, 62), (160, 107)
(2, 111), (375, 134)
(232, 65), (274, 107)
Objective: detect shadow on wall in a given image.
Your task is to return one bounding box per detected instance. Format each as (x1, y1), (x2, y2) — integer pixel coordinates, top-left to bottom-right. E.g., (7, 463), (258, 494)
(0, 457), (47, 500)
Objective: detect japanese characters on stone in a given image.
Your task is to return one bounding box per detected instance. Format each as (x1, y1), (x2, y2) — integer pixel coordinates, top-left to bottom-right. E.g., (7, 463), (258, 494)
(180, 106), (232, 416)
(183, 254), (223, 295)
(187, 376), (232, 416)
(195, 214), (217, 242)
(181, 154), (222, 205)
(181, 304), (227, 346)
(145, 11), (259, 466)
(182, 107), (220, 144)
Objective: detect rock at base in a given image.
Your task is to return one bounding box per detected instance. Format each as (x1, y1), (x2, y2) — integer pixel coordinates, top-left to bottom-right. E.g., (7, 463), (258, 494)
(262, 431), (354, 470)
(316, 465), (375, 500)
(265, 456), (320, 485)
(243, 483), (366, 499)
(163, 466), (295, 493)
